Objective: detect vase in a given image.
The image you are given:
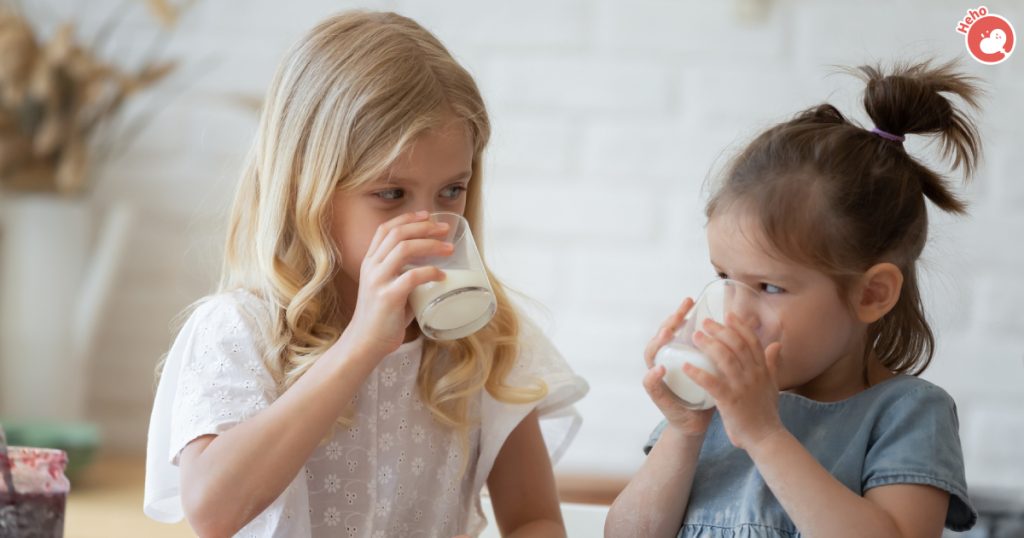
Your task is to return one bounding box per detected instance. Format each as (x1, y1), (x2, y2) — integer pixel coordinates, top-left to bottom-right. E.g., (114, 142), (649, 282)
(0, 194), (132, 423)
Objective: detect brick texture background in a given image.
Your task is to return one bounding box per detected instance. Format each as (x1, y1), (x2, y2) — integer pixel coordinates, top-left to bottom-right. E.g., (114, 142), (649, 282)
(18, 0), (1023, 494)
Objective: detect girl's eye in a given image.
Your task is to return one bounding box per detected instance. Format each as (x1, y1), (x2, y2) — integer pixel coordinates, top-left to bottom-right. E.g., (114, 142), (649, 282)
(761, 283), (785, 294)
(373, 188), (404, 201)
(440, 185), (467, 201)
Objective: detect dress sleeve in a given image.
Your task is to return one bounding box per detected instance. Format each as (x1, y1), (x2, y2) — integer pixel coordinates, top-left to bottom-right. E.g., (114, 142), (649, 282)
(468, 315), (590, 534)
(643, 420), (669, 456)
(486, 315), (589, 463)
(143, 292), (278, 523)
(863, 383), (977, 532)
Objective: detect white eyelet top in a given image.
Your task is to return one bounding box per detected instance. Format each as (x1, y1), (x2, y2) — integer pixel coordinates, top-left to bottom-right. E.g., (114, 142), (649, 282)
(144, 290), (588, 537)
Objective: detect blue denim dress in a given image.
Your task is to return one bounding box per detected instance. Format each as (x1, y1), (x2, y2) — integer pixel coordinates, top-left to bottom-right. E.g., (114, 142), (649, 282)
(644, 375), (976, 537)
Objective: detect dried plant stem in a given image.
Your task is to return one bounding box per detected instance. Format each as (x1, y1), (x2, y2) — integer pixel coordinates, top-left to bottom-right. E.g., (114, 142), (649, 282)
(0, 1), (193, 196)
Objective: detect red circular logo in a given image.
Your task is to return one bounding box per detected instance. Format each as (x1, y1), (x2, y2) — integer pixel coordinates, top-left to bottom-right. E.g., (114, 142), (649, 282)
(966, 13), (1015, 64)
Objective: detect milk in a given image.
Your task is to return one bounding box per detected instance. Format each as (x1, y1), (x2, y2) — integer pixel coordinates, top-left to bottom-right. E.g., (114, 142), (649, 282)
(410, 268), (495, 337)
(654, 343), (718, 410)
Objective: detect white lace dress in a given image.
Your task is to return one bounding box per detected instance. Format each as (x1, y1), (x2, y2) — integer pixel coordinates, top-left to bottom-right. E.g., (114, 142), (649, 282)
(144, 290), (588, 537)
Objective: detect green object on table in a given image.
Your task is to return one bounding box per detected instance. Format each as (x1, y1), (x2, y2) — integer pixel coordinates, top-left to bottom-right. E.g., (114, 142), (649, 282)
(0, 420), (99, 483)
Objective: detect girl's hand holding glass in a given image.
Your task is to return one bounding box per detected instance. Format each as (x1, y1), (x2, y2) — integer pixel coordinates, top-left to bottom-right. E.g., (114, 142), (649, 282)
(643, 297), (714, 437)
(342, 210), (452, 360)
(687, 313), (784, 452)
(649, 278), (783, 446)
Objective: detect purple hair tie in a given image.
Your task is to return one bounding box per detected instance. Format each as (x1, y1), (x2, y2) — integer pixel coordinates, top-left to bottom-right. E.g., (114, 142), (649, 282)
(870, 127), (905, 143)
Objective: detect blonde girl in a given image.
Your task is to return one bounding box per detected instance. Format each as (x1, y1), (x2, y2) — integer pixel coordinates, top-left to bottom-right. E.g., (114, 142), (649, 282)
(607, 61), (980, 537)
(144, 11), (587, 537)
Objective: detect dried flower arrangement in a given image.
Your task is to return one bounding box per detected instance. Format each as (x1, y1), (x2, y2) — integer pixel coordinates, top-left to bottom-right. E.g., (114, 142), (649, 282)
(0, 0), (194, 196)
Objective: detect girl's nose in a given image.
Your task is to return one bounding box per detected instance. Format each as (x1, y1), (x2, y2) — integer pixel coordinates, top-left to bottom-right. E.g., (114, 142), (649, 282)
(726, 308), (760, 329)
(727, 296), (762, 330)
(413, 203), (444, 215)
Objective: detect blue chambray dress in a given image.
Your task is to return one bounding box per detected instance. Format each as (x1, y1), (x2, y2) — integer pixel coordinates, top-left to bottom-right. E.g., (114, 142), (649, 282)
(644, 375), (976, 537)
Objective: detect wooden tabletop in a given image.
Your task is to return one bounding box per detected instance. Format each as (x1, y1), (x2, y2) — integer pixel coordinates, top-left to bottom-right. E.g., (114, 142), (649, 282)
(61, 456), (625, 536)
(65, 456), (193, 538)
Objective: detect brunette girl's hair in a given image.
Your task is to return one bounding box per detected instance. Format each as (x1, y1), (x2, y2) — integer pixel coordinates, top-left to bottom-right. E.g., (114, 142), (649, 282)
(706, 60), (982, 375)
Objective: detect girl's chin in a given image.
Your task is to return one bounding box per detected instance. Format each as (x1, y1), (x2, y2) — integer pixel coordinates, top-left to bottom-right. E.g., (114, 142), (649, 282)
(775, 373), (809, 394)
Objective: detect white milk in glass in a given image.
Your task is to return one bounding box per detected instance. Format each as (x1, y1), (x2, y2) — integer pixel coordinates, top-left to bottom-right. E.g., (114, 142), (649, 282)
(655, 343), (718, 410)
(410, 269), (494, 334)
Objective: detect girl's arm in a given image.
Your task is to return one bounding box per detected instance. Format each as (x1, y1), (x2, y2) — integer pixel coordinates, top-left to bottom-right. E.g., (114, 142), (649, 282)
(486, 410), (565, 538)
(179, 212), (452, 537)
(606, 297), (713, 537)
(746, 429), (949, 538)
(604, 420), (705, 538)
(179, 335), (378, 537)
(689, 316), (948, 538)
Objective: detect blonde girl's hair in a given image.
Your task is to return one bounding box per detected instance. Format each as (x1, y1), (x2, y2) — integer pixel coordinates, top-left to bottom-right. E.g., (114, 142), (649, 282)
(213, 11), (546, 443)
(706, 60), (982, 378)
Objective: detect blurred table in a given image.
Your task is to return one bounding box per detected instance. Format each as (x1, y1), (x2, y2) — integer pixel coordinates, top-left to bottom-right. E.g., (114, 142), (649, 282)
(65, 456), (192, 538)
(62, 457), (624, 537)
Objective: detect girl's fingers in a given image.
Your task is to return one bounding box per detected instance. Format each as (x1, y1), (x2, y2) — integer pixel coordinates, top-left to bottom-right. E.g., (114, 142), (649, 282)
(366, 211), (430, 259)
(391, 265), (447, 299)
(643, 365), (685, 407)
(377, 238), (454, 278)
(371, 219), (450, 264)
(693, 330), (743, 380)
(665, 297), (695, 333)
(724, 313), (765, 366)
(642, 365), (670, 401)
(642, 364), (666, 392)
(682, 361), (722, 397)
(764, 342), (783, 386)
(701, 320), (753, 370)
(644, 327), (673, 368)
(652, 313), (681, 343)
(645, 297), (696, 367)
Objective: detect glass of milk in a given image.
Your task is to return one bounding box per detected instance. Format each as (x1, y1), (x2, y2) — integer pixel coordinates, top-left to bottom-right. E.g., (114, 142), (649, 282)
(407, 212), (496, 340)
(654, 279), (781, 410)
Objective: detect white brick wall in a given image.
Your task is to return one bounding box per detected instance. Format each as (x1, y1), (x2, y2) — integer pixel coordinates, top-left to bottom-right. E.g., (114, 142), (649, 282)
(24, 0), (1023, 494)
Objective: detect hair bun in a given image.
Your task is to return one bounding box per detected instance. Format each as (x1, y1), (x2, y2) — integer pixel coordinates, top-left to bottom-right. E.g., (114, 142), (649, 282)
(855, 61), (982, 177)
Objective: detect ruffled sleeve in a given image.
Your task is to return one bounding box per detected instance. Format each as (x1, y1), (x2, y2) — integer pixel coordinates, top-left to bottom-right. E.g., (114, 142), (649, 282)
(143, 291), (283, 524)
(468, 315), (589, 533)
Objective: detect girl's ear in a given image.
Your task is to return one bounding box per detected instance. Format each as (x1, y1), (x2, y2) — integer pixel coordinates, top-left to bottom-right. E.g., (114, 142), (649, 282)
(851, 263), (904, 324)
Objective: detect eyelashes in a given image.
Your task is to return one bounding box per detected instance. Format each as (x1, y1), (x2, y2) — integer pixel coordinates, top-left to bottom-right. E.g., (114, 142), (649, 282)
(439, 185), (467, 200)
(715, 272), (786, 294)
(373, 188), (404, 201)
(370, 185), (467, 202)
